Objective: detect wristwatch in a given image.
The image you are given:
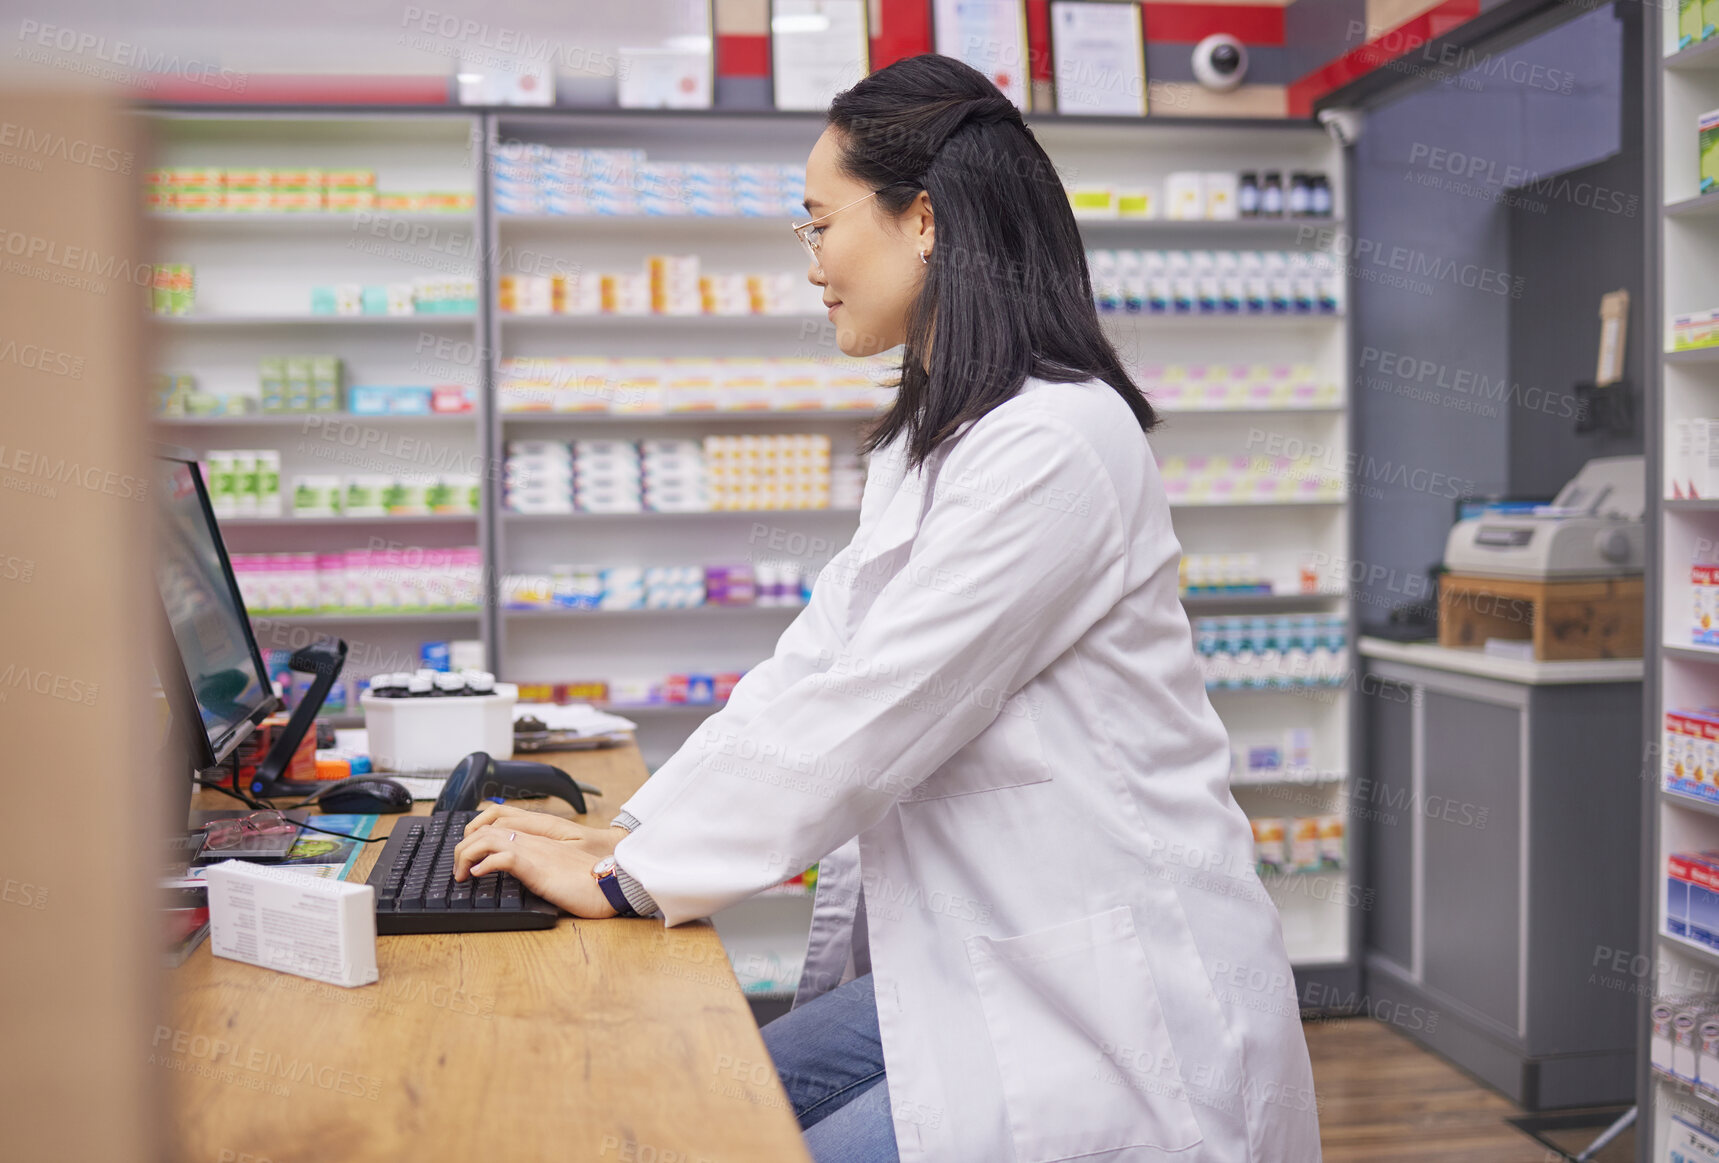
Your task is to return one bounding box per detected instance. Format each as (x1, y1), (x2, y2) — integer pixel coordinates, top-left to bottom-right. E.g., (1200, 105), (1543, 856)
(591, 856), (639, 918)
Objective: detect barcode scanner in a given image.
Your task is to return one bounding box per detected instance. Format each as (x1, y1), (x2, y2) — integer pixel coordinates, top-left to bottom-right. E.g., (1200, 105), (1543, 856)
(432, 751), (603, 816)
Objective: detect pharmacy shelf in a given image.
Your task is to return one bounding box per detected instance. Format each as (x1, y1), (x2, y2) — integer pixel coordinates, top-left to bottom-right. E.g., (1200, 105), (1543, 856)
(1232, 769), (1348, 788)
(247, 610), (481, 625)
(499, 409), (884, 425)
(503, 605), (801, 621)
(492, 214), (1348, 235)
(1662, 644), (1719, 663)
(1666, 191), (1719, 219)
(141, 110), (496, 777)
(1156, 403), (1344, 416)
(497, 213), (793, 227)
(1074, 216), (1344, 235)
(498, 313), (827, 328)
(502, 507), (858, 523)
(1647, 15), (1719, 1154)
(1661, 929), (1719, 971)
(1665, 348), (1719, 365)
(1662, 788), (1719, 819)
(154, 413), (475, 428)
(218, 513), (479, 528)
(1205, 682), (1348, 694)
(1259, 865), (1348, 884)
(1654, 1070), (1719, 1116)
(1666, 37), (1719, 69)
(148, 211), (474, 227)
(475, 107), (1359, 1009)
(1179, 590), (1348, 611)
(1099, 312), (1344, 326)
(152, 313), (477, 327)
(1169, 497), (1346, 510)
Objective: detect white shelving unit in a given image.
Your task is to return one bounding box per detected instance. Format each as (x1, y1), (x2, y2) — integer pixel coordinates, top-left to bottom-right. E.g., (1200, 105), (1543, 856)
(144, 111), (491, 686)
(1031, 119), (1355, 979)
(482, 113), (860, 1000)
(483, 113), (856, 784)
(1045, 120), (1354, 982)
(143, 106), (1354, 1003)
(1647, 11), (1719, 1157)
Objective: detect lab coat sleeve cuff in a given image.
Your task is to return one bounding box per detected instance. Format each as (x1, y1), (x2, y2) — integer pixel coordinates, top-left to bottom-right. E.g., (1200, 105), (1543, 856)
(614, 864), (661, 918)
(611, 810), (643, 833)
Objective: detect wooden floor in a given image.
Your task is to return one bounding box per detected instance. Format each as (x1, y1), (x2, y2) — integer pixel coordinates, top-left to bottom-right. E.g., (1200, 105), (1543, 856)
(1307, 1018), (1630, 1162)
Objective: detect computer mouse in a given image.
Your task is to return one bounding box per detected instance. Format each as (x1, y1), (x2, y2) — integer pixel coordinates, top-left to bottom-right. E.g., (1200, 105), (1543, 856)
(315, 777), (414, 815)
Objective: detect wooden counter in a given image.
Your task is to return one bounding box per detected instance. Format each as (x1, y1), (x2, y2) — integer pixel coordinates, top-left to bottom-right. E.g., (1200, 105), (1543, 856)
(165, 742), (810, 1163)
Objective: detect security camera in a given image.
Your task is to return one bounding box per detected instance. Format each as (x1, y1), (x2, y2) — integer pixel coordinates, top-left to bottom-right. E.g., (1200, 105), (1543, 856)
(1317, 108), (1363, 147)
(1192, 35), (1248, 92)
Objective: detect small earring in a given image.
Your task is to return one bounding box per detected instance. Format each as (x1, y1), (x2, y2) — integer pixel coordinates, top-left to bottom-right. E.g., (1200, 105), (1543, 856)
(919, 250), (929, 265)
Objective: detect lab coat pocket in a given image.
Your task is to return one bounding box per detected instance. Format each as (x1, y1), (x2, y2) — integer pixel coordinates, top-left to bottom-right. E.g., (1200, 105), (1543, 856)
(899, 706), (1053, 802)
(966, 905), (1204, 1163)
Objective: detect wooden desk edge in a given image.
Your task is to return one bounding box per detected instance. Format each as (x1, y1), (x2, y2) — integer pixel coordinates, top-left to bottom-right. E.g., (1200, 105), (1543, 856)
(172, 740), (813, 1163)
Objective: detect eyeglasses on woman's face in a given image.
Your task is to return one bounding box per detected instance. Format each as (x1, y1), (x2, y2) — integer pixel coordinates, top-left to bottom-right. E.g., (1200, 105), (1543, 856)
(791, 190), (879, 269)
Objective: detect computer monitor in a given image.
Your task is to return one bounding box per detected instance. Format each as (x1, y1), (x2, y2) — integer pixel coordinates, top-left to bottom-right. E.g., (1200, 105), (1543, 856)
(151, 446), (278, 770)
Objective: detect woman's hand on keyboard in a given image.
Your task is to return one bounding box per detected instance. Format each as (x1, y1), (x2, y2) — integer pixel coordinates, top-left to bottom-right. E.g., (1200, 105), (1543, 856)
(463, 803), (624, 857)
(451, 825), (618, 919)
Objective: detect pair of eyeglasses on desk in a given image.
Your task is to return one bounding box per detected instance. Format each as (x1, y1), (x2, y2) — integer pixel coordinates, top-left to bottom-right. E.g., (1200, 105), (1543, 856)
(196, 809), (383, 853)
(199, 810), (295, 851)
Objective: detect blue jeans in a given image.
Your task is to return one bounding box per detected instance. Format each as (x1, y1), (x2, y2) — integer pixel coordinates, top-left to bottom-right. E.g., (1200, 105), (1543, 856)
(761, 974), (899, 1163)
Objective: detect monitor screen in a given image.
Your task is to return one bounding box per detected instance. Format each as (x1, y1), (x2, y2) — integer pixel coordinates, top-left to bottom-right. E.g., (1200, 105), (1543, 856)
(152, 451), (275, 765)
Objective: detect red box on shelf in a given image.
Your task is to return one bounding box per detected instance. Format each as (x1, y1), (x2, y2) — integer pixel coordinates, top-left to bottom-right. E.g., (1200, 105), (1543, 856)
(432, 385), (474, 413)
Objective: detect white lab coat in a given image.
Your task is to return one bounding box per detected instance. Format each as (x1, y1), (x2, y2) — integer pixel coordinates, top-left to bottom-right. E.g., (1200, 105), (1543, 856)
(617, 377), (1322, 1162)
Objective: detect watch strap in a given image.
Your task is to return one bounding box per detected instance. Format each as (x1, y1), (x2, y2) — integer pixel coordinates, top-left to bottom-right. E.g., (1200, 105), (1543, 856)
(595, 861), (638, 917)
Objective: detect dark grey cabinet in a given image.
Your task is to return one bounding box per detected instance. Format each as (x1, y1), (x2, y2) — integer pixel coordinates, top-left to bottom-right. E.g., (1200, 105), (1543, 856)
(1360, 640), (1643, 1109)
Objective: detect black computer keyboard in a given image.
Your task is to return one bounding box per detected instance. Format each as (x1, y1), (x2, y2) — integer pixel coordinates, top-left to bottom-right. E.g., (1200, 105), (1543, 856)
(366, 810), (560, 934)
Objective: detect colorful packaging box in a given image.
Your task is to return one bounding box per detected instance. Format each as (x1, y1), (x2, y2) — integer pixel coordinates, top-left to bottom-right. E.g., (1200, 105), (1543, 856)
(1668, 1115), (1719, 1161)
(1667, 851), (1719, 948)
(310, 356), (342, 412)
(1684, 0), (1706, 47)
(1703, 108), (1719, 195)
(1675, 309), (1719, 352)
(1664, 708), (1719, 802)
(1251, 818), (1286, 874)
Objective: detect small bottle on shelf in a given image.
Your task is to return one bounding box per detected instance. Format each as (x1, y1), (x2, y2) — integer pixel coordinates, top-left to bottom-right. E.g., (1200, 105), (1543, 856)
(1237, 172), (1260, 218)
(1260, 172), (1284, 217)
(1310, 174), (1334, 218)
(1288, 172), (1312, 217)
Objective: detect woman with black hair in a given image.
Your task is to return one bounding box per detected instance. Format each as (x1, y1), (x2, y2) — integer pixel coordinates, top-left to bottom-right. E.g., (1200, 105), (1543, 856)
(455, 53), (1321, 1163)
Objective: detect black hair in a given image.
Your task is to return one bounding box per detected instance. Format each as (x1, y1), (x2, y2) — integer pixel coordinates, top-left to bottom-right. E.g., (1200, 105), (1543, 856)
(825, 53), (1158, 471)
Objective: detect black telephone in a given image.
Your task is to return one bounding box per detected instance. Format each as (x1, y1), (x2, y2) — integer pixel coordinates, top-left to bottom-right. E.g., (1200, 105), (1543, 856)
(432, 751), (603, 816)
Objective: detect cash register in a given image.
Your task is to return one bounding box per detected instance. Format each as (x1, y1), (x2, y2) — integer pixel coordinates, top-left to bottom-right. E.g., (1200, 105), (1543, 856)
(1443, 455), (1645, 581)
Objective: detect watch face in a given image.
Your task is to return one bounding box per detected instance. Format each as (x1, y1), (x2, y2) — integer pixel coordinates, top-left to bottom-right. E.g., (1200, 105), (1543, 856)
(593, 856), (616, 879)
